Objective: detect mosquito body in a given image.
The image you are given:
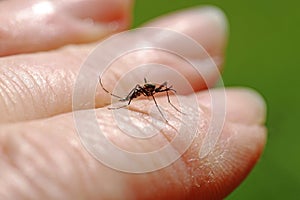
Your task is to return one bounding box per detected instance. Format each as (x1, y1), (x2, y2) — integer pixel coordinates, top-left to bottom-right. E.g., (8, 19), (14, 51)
(99, 77), (182, 122)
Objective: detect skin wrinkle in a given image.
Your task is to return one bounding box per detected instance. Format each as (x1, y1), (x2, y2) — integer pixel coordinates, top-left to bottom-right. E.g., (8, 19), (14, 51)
(0, 78), (14, 116)
(179, 120), (265, 199)
(65, 140), (97, 199)
(43, 68), (70, 115)
(61, 69), (76, 107)
(35, 118), (107, 199)
(3, 66), (45, 121)
(2, 127), (80, 199)
(224, 124), (265, 196)
(21, 133), (63, 199)
(0, 71), (24, 121)
(179, 123), (218, 192)
(22, 66), (46, 99)
(163, 143), (198, 198)
(0, 69), (21, 106)
(25, 119), (120, 199)
(37, 70), (59, 117)
(190, 158), (222, 198)
(40, 50), (82, 114)
(3, 128), (44, 199)
(162, 161), (192, 199)
(14, 133), (58, 200)
(42, 72), (59, 115)
(213, 151), (245, 197)
(0, 133), (44, 200)
(0, 51), (80, 122)
(6, 67), (38, 118)
(0, 163), (34, 199)
(28, 66), (57, 112)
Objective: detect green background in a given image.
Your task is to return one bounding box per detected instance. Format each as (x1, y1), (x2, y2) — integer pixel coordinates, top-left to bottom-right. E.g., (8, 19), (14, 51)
(134, 0), (300, 199)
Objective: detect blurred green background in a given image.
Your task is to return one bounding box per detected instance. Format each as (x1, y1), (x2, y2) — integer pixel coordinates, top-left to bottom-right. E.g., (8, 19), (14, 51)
(134, 0), (299, 199)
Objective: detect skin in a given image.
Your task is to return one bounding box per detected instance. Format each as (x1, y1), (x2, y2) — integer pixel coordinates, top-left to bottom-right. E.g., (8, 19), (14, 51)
(0, 1), (267, 199)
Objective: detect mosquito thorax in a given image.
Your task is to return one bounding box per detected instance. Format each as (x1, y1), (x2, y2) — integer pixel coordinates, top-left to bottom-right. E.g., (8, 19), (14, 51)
(144, 83), (155, 88)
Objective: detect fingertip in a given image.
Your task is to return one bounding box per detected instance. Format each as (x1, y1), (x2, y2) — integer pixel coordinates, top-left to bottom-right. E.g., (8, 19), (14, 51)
(198, 87), (267, 125)
(0, 0), (133, 56)
(196, 6), (229, 36)
(144, 5), (228, 57)
(224, 87), (267, 125)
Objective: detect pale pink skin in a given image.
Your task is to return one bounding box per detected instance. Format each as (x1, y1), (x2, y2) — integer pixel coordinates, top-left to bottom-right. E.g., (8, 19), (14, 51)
(0, 1), (267, 199)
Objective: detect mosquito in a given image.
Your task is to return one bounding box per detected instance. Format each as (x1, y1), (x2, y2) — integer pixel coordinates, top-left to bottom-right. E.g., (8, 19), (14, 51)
(99, 77), (183, 122)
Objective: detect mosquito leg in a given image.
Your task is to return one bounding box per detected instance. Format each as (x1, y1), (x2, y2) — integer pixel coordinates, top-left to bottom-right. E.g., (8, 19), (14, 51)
(99, 77), (123, 99)
(107, 105), (128, 110)
(107, 97), (133, 110)
(151, 95), (168, 122)
(159, 83), (184, 114)
(127, 98), (133, 105)
(155, 81), (167, 91)
(166, 90), (184, 114)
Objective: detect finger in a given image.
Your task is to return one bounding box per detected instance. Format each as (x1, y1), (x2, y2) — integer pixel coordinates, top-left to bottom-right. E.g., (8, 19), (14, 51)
(0, 6), (227, 123)
(0, 88), (266, 199)
(0, 0), (132, 56)
(100, 6), (228, 96)
(144, 6), (227, 60)
(198, 87), (266, 125)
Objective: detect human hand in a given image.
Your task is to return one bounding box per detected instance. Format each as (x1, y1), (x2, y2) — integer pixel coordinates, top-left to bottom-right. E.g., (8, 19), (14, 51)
(0, 0), (266, 199)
